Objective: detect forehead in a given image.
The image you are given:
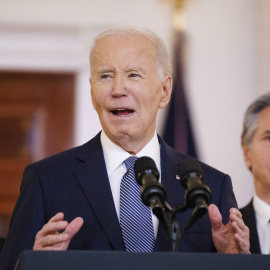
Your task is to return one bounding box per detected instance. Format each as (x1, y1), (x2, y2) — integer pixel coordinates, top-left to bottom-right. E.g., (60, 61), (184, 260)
(92, 35), (157, 68)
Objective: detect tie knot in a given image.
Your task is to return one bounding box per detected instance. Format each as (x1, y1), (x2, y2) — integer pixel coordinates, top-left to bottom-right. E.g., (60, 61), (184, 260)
(124, 156), (138, 171)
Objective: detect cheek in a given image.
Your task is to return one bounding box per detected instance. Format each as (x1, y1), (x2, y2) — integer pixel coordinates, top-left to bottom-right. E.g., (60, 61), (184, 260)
(91, 93), (97, 110)
(140, 85), (162, 106)
(252, 151), (270, 172)
(91, 88), (104, 110)
(260, 151), (270, 171)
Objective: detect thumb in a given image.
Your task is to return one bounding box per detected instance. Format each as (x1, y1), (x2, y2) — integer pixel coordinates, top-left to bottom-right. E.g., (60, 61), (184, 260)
(63, 217), (84, 239)
(208, 204), (222, 231)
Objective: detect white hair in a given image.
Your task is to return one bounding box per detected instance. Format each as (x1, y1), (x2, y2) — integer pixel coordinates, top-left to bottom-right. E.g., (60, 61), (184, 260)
(89, 27), (172, 80)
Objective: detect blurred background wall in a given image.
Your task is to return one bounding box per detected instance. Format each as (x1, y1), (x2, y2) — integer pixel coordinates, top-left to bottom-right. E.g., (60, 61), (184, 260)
(0, 0), (269, 237)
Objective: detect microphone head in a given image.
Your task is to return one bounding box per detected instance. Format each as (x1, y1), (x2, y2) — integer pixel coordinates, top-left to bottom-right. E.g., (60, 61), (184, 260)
(178, 158), (203, 188)
(134, 156), (159, 185)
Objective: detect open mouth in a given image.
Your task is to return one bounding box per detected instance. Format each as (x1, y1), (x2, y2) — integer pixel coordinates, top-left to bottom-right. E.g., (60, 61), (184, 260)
(111, 109), (134, 116)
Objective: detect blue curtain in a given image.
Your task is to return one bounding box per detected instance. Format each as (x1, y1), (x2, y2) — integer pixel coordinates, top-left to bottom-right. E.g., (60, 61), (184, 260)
(163, 31), (198, 158)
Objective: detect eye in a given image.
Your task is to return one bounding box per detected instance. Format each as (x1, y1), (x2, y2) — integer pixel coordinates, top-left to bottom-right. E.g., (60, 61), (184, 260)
(263, 134), (270, 141)
(101, 74), (110, 79)
(129, 73), (140, 78)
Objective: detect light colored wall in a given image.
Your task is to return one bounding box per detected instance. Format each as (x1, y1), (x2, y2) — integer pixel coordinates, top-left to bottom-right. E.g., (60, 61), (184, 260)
(257, 0), (270, 95)
(184, 0), (257, 207)
(0, 0), (268, 208)
(0, 0), (172, 147)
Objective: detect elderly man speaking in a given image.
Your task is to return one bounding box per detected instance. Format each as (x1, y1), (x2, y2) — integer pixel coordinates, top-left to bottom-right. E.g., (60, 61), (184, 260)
(0, 27), (249, 270)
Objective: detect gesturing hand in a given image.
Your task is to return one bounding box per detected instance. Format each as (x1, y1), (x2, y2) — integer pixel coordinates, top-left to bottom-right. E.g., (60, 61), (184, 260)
(208, 204), (250, 254)
(33, 212), (83, 250)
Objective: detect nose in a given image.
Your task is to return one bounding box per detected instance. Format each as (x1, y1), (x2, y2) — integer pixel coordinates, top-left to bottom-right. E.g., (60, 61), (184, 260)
(112, 75), (126, 97)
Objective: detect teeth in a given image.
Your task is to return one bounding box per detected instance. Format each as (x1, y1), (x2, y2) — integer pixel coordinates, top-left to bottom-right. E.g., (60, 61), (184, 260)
(111, 108), (133, 116)
(113, 109), (129, 112)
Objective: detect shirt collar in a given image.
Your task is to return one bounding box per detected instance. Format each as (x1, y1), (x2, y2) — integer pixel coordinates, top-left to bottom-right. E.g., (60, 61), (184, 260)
(253, 194), (270, 226)
(100, 131), (161, 176)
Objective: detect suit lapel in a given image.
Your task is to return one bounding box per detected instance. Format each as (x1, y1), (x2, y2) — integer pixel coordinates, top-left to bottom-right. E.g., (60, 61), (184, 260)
(73, 133), (125, 250)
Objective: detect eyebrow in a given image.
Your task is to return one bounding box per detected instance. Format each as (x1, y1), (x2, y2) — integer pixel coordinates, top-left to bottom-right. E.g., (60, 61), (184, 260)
(125, 66), (146, 74)
(96, 66), (146, 75)
(97, 67), (114, 73)
(263, 130), (270, 135)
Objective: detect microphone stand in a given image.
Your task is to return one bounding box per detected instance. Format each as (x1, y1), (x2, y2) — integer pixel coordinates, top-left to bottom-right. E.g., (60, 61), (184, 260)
(152, 200), (188, 252)
(152, 199), (208, 252)
(170, 201), (187, 252)
(136, 157), (211, 253)
(137, 164), (210, 252)
(169, 213), (181, 252)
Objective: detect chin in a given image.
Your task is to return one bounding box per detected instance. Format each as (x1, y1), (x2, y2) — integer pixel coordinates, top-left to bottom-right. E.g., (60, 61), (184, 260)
(111, 124), (134, 135)
(107, 128), (129, 139)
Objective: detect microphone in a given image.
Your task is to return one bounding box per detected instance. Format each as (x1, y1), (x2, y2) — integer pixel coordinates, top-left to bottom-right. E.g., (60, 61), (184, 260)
(134, 156), (166, 207)
(178, 158), (211, 231)
(134, 156), (169, 230)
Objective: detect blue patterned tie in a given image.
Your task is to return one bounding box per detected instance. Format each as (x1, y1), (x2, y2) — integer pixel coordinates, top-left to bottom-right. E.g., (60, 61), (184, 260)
(120, 156), (155, 252)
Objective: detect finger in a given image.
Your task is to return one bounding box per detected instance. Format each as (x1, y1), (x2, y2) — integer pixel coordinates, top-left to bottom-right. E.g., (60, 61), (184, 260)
(41, 246), (70, 251)
(36, 220), (69, 238)
(232, 218), (249, 239)
(232, 218), (248, 234)
(34, 233), (70, 250)
(48, 212), (65, 223)
(229, 210), (249, 233)
(229, 208), (243, 219)
(63, 217), (84, 239)
(231, 222), (247, 240)
(230, 213), (250, 251)
(43, 217), (83, 249)
(208, 204), (222, 231)
(234, 232), (250, 254)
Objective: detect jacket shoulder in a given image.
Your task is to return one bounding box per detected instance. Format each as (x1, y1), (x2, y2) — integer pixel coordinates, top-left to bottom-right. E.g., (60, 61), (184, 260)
(28, 132), (102, 171)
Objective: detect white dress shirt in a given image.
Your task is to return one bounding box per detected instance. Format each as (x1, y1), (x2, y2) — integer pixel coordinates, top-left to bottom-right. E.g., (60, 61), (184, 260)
(253, 194), (270, 254)
(100, 130), (161, 238)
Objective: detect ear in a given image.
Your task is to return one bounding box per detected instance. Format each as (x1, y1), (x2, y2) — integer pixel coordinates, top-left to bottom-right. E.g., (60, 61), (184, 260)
(89, 77), (97, 110)
(159, 75), (173, 109)
(242, 143), (252, 171)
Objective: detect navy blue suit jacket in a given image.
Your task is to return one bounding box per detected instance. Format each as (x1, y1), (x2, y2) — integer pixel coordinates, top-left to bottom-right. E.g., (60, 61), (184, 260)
(0, 133), (237, 270)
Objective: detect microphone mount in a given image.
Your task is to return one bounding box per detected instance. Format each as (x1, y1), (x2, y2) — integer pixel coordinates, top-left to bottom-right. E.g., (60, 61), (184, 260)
(134, 157), (212, 252)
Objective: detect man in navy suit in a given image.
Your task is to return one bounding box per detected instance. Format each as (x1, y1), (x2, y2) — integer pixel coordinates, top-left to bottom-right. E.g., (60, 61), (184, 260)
(0, 27), (250, 270)
(240, 93), (270, 254)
